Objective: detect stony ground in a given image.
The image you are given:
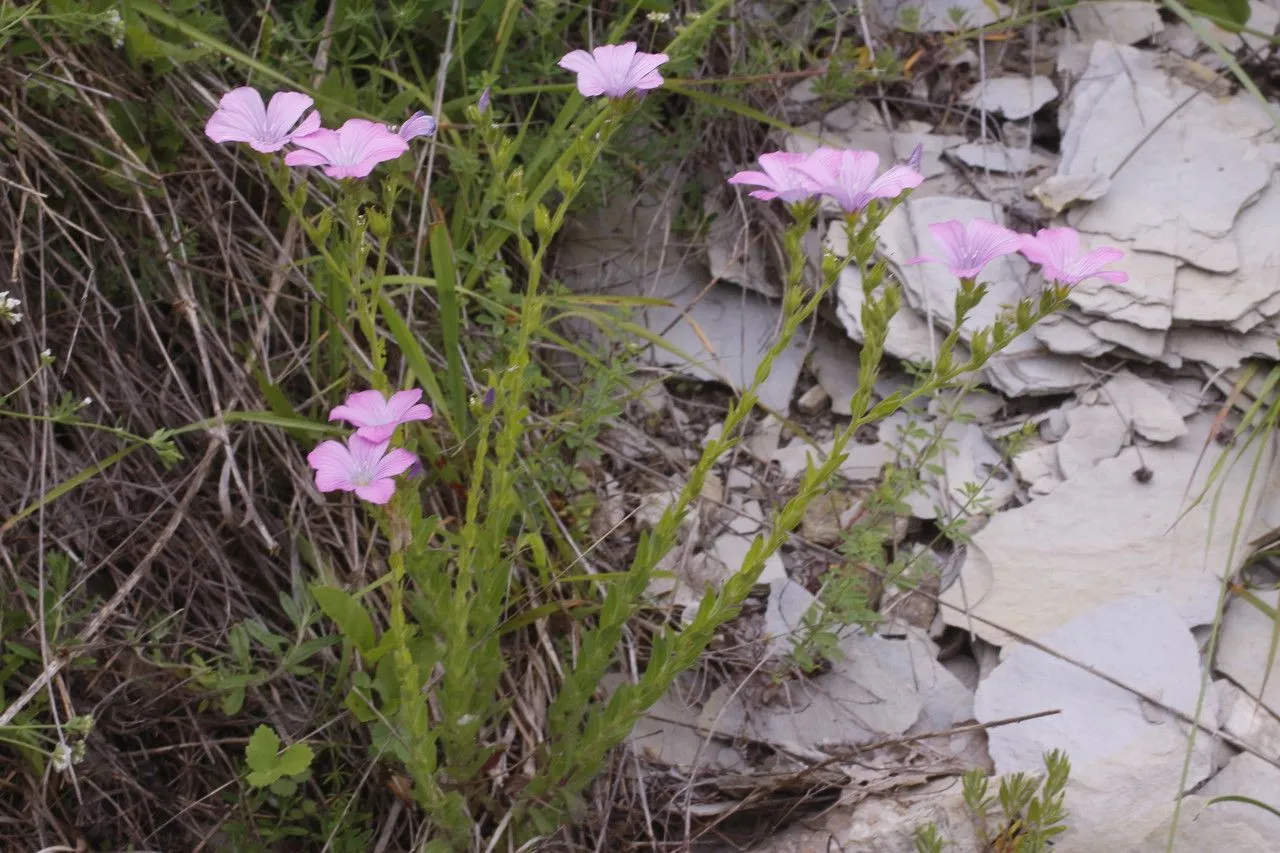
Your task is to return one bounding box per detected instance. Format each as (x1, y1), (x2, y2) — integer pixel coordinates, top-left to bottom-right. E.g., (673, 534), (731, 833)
(557, 1), (1280, 849)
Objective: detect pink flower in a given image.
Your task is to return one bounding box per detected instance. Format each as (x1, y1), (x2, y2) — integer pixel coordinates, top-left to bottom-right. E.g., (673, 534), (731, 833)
(396, 111), (436, 142)
(1018, 227), (1129, 286)
(908, 219), (1022, 280)
(204, 87), (321, 153)
(328, 388), (433, 443)
(283, 119), (409, 179)
(307, 436), (418, 505)
(728, 152), (821, 203)
(558, 42), (670, 98)
(798, 148), (923, 214)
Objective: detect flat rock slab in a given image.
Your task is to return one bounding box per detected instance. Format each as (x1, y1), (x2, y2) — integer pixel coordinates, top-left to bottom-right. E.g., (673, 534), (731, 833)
(976, 593), (1217, 847)
(873, 0), (1010, 32)
(1173, 176), (1280, 327)
(963, 75), (1059, 120)
(1056, 795), (1270, 853)
(941, 414), (1274, 645)
(1216, 589), (1280, 717)
(947, 140), (1054, 174)
(1056, 42), (1274, 271)
(700, 639), (922, 758)
(1198, 752), (1280, 837)
(559, 199), (807, 411)
(1068, 1), (1164, 44)
(974, 594), (1206, 772)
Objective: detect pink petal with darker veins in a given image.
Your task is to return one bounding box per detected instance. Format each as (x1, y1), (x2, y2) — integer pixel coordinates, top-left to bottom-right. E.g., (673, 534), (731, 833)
(397, 111), (436, 141)
(913, 219), (1021, 279)
(355, 480), (397, 504)
(285, 120), (408, 179)
(559, 49), (610, 96)
(205, 87), (318, 153)
(375, 447), (418, 480)
(559, 42), (669, 99)
(204, 88), (267, 145)
(307, 440), (358, 492)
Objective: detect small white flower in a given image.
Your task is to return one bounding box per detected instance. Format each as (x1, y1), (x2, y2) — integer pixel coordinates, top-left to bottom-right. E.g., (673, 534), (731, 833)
(80, 397), (92, 408)
(40, 348), (52, 360)
(646, 10), (671, 22)
(104, 9), (125, 49)
(51, 742), (73, 773)
(0, 291), (20, 325)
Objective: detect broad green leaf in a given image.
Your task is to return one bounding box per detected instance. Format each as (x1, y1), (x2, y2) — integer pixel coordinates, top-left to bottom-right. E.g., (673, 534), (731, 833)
(269, 777), (298, 797)
(245, 724), (280, 774)
(276, 743), (314, 777)
(311, 585), (377, 653)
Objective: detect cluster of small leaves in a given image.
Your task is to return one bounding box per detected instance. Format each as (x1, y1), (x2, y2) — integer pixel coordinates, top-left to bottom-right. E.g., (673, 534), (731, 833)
(190, 594), (335, 717)
(963, 748), (1072, 852)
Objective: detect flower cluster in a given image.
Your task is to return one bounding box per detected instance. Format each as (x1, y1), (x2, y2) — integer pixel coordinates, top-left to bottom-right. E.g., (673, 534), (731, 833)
(204, 88), (436, 179)
(910, 219), (1129, 286)
(729, 147), (1127, 286)
(307, 389), (432, 505)
(728, 148), (924, 214)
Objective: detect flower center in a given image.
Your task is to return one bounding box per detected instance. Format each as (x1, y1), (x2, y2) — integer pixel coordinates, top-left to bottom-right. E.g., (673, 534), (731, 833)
(350, 460), (376, 487)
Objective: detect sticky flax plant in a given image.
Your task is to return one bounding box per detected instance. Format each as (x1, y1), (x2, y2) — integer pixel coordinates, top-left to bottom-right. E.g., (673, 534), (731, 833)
(239, 52), (1074, 853)
(509, 202), (1073, 834)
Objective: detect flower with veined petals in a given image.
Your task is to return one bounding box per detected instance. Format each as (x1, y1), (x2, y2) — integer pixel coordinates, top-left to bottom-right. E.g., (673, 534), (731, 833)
(798, 147), (923, 214)
(307, 436), (418, 505)
(728, 152), (820, 203)
(396, 111), (436, 142)
(283, 119), (409, 179)
(908, 218), (1022, 280)
(328, 388), (433, 443)
(558, 42), (670, 98)
(204, 88), (321, 153)
(1018, 227), (1129, 286)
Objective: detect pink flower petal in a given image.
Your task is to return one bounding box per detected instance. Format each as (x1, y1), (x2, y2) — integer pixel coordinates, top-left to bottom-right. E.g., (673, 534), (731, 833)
(1092, 270), (1130, 284)
(386, 389), (429, 420)
(867, 163), (924, 199)
(355, 479), (397, 504)
(283, 148), (330, 168)
(1019, 228), (1127, 285)
(287, 128), (342, 161)
(920, 219), (1021, 279)
(398, 111), (436, 141)
(797, 148), (919, 213)
(263, 91), (316, 147)
(625, 51), (670, 91)
(559, 49), (609, 96)
(559, 43), (669, 99)
(292, 110), (322, 139)
(307, 440), (356, 492)
(329, 389), (389, 427)
(286, 120), (408, 179)
(375, 447), (418, 480)
(204, 87), (267, 146)
(729, 152), (819, 204)
(206, 88), (318, 153)
(593, 43), (639, 97)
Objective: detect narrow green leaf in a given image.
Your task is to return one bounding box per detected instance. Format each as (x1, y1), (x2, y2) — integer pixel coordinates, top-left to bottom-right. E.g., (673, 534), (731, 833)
(378, 293), (456, 439)
(429, 216), (467, 430)
(311, 585), (377, 653)
(1207, 794), (1280, 820)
